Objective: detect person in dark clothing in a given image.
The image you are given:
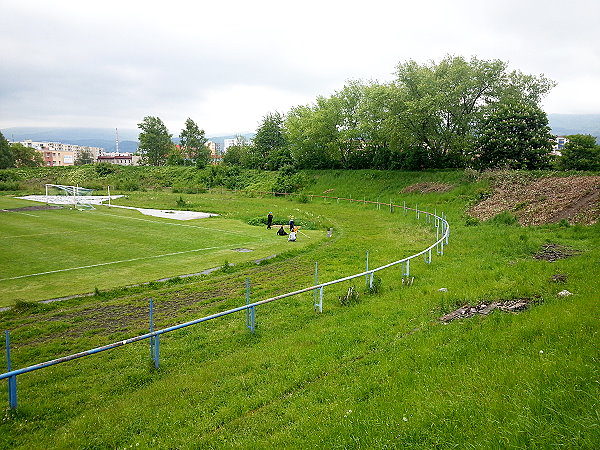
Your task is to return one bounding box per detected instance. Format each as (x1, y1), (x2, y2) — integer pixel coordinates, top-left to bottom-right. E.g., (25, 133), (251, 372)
(267, 212), (273, 229)
(289, 216), (295, 231)
(277, 226), (288, 236)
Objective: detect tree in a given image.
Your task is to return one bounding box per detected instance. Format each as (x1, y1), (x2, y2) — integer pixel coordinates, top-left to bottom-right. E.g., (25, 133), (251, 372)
(285, 100), (340, 169)
(222, 144), (247, 166)
(166, 145), (186, 166)
(558, 134), (600, 171)
(391, 55), (555, 168)
(250, 112), (290, 170)
(474, 99), (553, 170)
(137, 116), (173, 166)
(0, 132), (14, 169)
(74, 149), (94, 165)
(179, 118), (209, 167)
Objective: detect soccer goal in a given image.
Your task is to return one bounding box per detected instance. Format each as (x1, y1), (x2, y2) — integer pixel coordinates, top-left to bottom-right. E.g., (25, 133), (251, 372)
(45, 184), (97, 210)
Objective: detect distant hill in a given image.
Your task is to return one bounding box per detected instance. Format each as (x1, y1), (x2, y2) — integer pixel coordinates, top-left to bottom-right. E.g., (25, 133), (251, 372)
(0, 127), (140, 153)
(3, 116), (597, 151)
(548, 114), (600, 140)
(0, 127), (255, 153)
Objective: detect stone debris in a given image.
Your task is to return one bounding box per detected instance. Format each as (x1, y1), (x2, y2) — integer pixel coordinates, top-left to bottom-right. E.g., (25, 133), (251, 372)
(439, 298), (542, 323)
(438, 287), (448, 292)
(550, 273), (568, 283)
(533, 243), (581, 262)
(557, 290), (573, 297)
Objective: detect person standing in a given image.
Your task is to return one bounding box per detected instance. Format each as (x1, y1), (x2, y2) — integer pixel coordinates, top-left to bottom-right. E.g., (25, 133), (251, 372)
(289, 216), (295, 231)
(267, 212), (273, 229)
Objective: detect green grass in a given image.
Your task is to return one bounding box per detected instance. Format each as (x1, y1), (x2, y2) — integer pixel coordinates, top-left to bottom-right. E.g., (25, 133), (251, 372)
(0, 196), (322, 305)
(0, 171), (598, 448)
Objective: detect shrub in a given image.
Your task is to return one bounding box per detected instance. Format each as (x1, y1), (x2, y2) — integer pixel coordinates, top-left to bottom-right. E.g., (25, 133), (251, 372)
(95, 163), (117, 176)
(487, 211), (519, 226)
(465, 216), (480, 226)
(0, 181), (21, 191)
(366, 276), (382, 295)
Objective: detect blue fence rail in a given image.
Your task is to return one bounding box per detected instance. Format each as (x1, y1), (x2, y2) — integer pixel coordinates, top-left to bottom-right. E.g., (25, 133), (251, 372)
(2, 195), (450, 409)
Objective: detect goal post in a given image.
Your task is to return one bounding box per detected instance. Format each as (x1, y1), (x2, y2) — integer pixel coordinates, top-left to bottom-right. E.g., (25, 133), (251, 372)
(45, 184), (97, 210)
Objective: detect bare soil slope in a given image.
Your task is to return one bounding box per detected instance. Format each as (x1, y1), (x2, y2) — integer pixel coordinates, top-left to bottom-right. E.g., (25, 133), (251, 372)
(469, 175), (600, 225)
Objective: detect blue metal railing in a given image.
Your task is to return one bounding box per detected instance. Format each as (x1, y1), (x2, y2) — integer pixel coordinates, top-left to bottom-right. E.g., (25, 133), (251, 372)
(2, 195), (450, 409)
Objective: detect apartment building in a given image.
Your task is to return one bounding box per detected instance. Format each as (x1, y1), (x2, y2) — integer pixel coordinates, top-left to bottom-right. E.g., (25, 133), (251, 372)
(15, 140), (104, 166)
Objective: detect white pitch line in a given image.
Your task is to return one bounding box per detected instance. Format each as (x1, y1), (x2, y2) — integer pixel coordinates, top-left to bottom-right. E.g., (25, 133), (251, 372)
(1, 209), (40, 218)
(0, 243), (252, 282)
(0, 230), (82, 239)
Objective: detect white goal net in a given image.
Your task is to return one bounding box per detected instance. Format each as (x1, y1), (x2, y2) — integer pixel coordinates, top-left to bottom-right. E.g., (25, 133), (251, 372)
(45, 184), (97, 210)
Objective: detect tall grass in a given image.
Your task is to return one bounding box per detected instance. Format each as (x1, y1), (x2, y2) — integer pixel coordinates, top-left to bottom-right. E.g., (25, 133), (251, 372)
(0, 171), (598, 448)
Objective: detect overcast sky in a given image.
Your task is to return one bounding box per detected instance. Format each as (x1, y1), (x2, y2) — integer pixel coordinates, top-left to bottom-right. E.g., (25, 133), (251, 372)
(1, 0), (598, 137)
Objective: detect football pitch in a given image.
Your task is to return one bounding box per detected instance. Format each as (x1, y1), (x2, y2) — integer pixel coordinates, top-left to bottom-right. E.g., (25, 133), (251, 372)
(0, 197), (314, 306)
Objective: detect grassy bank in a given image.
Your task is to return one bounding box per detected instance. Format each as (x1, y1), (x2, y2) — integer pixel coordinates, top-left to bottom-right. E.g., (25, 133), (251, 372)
(0, 170), (598, 448)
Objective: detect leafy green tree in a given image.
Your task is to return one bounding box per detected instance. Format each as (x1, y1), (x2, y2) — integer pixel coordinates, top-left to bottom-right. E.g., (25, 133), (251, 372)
(558, 134), (600, 170)
(74, 149), (94, 165)
(137, 116), (173, 166)
(391, 55), (555, 168)
(166, 145), (186, 166)
(474, 99), (553, 169)
(179, 118), (210, 168)
(0, 132), (14, 169)
(222, 144), (248, 166)
(250, 112), (290, 170)
(285, 99), (340, 169)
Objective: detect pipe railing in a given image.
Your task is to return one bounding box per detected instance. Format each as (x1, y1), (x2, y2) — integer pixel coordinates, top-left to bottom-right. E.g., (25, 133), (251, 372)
(2, 193), (450, 409)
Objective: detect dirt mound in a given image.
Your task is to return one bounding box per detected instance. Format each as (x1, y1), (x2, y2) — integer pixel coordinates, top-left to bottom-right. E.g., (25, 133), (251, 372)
(402, 182), (454, 194)
(469, 175), (600, 225)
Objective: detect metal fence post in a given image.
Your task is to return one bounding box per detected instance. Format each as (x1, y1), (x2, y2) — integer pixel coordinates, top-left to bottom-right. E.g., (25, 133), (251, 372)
(318, 287), (323, 313)
(416, 204), (419, 219)
(149, 298), (154, 361)
(365, 251), (369, 289)
(313, 262), (319, 311)
(149, 299), (159, 369)
(5, 331), (17, 409)
(390, 199), (393, 213)
(404, 200), (407, 215)
(402, 259), (410, 277)
(246, 278), (255, 333)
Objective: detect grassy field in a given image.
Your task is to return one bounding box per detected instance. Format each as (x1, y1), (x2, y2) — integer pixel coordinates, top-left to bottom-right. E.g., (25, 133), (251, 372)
(0, 196), (322, 306)
(0, 170), (598, 448)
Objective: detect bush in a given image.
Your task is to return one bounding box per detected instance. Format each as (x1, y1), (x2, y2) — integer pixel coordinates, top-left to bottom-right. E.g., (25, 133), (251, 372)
(366, 276), (383, 295)
(465, 216), (480, 226)
(95, 163), (117, 176)
(0, 181), (21, 191)
(487, 211), (519, 226)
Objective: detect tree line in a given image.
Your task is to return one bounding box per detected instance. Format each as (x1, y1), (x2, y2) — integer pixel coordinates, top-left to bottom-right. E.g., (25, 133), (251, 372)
(224, 55), (599, 172)
(1, 56), (598, 171)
